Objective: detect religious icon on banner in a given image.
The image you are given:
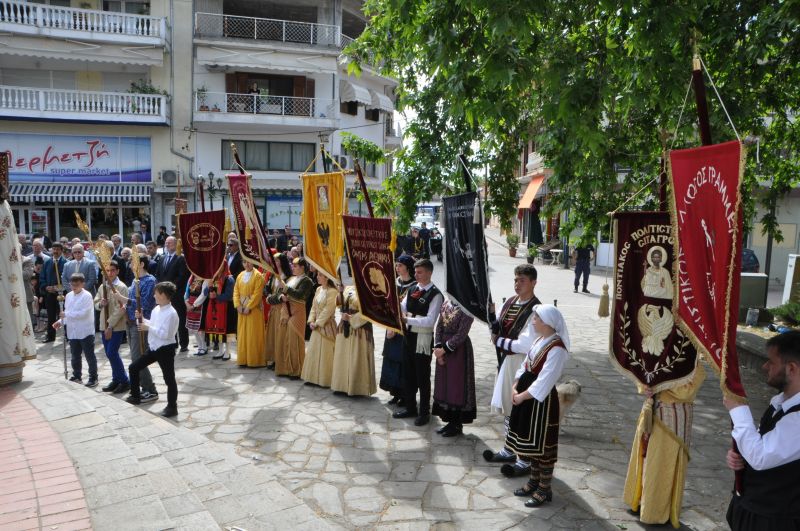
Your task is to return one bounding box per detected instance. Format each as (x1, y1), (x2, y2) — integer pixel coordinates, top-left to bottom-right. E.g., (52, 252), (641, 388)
(301, 172), (345, 281)
(610, 211), (697, 392)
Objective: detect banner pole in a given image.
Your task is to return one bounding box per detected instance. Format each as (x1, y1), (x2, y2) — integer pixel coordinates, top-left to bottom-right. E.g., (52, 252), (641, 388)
(692, 55), (713, 146)
(458, 154), (473, 193)
(354, 160), (374, 218)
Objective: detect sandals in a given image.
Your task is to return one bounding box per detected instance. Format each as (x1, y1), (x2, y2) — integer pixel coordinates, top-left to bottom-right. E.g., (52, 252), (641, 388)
(513, 480), (538, 497)
(524, 488), (553, 508)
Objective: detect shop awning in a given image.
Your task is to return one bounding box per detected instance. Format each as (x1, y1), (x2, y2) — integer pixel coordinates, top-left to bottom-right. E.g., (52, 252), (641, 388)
(517, 175), (546, 209)
(368, 89), (394, 112)
(9, 183), (152, 204)
(339, 79), (371, 105)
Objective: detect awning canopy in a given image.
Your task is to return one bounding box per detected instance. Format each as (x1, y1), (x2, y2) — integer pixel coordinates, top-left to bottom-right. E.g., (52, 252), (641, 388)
(368, 89), (394, 112)
(339, 79), (371, 105)
(517, 175), (546, 210)
(9, 183), (152, 204)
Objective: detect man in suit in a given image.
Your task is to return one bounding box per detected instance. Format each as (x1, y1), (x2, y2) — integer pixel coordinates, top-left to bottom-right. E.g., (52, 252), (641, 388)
(138, 223), (154, 245)
(145, 241), (161, 275)
(111, 234), (123, 258)
(40, 242), (66, 343)
(277, 225), (292, 252)
(226, 238), (244, 279)
(156, 236), (190, 351)
(62, 244), (98, 296)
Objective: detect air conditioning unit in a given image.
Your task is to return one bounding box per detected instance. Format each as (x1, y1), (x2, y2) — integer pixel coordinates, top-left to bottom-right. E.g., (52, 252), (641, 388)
(160, 169), (183, 186)
(336, 155), (351, 169)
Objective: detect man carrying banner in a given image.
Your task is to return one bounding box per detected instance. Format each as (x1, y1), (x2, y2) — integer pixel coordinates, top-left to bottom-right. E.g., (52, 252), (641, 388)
(725, 331), (800, 531)
(393, 258), (443, 427)
(484, 264), (542, 477)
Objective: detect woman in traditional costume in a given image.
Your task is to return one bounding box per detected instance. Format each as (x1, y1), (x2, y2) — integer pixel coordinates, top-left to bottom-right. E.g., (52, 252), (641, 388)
(233, 260), (266, 367)
(204, 266), (234, 361)
(267, 257), (313, 378)
(506, 304), (570, 508)
(330, 284), (376, 396)
(300, 271), (338, 386)
(431, 298), (476, 437)
(262, 253), (290, 369)
(184, 275), (207, 356)
(623, 363), (706, 528)
(380, 254), (416, 404)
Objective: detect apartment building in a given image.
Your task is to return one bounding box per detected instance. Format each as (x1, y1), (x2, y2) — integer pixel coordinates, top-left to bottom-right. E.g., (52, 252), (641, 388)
(1, 0), (399, 239)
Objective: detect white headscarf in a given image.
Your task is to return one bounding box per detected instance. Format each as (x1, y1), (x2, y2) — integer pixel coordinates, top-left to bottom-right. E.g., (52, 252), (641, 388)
(533, 304), (571, 351)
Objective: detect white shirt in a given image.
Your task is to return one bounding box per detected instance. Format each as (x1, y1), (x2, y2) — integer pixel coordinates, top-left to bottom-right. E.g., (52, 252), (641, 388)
(401, 282), (443, 329)
(60, 289), (95, 340)
(515, 334), (569, 402)
(495, 302), (539, 354)
(143, 303), (180, 351)
(729, 391), (800, 471)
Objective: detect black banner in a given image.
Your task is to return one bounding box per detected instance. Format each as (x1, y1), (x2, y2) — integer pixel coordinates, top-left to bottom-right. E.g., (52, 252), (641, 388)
(443, 192), (490, 322)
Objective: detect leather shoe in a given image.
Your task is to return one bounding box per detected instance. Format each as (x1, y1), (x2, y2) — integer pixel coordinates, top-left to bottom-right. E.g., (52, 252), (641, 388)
(524, 490), (552, 508)
(441, 426), (462, 437)
(501, 462), (531, 478)
(160, 406), (178, 418)
(436, 425), (449, 434)
(387, 396), (400, 405)
(393, 409), (417, 419)
(101, 381), (118, 392)
(113, 382), (130, 394)
(414, 414), (430, 426)
(483, 449), (516, 463)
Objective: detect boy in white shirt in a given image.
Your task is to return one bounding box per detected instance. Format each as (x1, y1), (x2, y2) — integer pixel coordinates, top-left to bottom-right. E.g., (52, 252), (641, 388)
(126, 281), (181, 418)
(53, 273), (97, 387)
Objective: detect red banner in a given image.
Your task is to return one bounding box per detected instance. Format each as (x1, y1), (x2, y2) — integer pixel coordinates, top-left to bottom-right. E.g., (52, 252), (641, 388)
(227, 173), (271, 271)
(609, 212), (698, 391)
(669, 140), (746, 399)
(177, 209), (227, 279)
(343, 215), (403, 333)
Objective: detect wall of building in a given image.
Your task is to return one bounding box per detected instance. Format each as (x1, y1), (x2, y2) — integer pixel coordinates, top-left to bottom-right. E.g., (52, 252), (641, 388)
(749, 193), (800, 287)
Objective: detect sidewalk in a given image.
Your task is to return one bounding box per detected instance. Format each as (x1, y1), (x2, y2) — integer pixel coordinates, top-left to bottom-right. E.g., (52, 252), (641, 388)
(5, 233), (776, 530)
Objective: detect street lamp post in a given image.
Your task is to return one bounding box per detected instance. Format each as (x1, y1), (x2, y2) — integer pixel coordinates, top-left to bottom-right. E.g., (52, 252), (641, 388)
(197, 172), (224, 211)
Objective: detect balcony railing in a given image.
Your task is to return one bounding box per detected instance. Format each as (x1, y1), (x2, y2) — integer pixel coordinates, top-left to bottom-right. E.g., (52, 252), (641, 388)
(194, 12), (340, 47)
(0, 86), (169, 122)
(195, 92), (334, 119)
(0, 0), (165, 39)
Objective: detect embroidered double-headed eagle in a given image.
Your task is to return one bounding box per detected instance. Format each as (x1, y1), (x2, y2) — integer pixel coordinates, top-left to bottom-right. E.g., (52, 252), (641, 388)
(317, 222), (330, 247)
(637, 304), (674, 356)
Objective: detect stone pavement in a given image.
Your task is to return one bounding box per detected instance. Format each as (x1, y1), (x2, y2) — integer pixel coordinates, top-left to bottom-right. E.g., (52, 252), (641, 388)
(14, 229), (774, 530)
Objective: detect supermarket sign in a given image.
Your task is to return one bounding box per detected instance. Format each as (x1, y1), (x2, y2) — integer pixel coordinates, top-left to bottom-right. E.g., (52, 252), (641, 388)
(0, 133), (151, 183)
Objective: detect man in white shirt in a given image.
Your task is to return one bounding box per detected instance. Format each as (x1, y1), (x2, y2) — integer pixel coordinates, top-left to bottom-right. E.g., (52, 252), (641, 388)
(393, 259), (443, 427)
(53, 273), (97, 387)
(126, 281), (181, 418)
(725, 331), (800, 530)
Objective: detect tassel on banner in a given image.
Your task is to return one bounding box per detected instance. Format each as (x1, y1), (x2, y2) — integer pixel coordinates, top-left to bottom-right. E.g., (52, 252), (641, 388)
(224, 211), (231, 237)
(473, 197), (481, 225)
(389, 225), (397, 254)
(598, 283), (610, 317)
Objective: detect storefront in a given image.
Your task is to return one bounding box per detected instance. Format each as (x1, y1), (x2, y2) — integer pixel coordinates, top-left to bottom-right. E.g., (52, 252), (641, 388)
(2, 133), (154, 241)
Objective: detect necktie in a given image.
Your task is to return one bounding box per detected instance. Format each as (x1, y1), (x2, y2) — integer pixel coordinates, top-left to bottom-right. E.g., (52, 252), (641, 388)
(164, 254), (172, 268)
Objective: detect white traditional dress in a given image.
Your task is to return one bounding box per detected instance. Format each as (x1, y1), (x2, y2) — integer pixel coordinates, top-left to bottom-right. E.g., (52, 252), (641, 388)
(0, 200), (36, 385)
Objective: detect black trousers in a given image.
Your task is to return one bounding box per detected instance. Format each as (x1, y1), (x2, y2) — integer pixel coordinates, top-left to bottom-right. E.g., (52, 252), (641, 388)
(129, 343), (178, 408)
(574, 260), (590, 289)
(403, 332), (433, 415)
(44, 292), (60, 340)
(173, 297), (189, 349)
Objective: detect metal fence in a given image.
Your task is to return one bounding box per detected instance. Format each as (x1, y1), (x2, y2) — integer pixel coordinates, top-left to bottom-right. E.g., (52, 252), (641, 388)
(0, 86), (168, 119)
(194, 12), (340, 47)
(195, 92), (334, 119)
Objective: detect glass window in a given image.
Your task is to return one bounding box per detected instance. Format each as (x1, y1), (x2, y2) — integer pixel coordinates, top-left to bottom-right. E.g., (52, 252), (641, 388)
(59, 207), (86, 241)
(292, 144), (314, 172)
(245, 141), (268, 170)
(270, 143), (292, 171)
(122, 206), (150, 245)
(222, 140), (246, 171)
(90, 206), (119, 240)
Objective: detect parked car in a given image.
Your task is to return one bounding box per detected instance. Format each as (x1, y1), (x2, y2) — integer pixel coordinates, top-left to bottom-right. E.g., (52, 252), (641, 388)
(741, 248), (760, 273)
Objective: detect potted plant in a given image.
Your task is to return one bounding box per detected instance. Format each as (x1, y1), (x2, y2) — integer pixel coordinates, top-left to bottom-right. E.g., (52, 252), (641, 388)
(210, 104), (221, 112)
(197, 85), (209, 111)
(526, 245), (538, 264)
(506, 233), (520, 257)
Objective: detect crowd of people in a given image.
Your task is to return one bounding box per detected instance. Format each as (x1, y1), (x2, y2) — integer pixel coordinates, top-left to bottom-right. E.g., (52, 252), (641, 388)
(17, 225), (800, 524)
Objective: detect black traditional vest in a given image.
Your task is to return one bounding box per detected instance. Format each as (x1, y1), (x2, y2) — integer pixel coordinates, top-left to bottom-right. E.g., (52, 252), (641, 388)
(406, 283), (441, 326)
(739, 402), (800, 517)
(495, 295), (540, 369)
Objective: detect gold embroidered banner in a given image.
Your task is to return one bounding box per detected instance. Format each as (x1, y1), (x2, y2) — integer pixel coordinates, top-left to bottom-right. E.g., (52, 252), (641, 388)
(301, 172), (346, 281)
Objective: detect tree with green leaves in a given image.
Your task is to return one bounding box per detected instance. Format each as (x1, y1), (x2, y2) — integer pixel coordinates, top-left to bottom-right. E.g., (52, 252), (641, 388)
(350, 0), (800, 239)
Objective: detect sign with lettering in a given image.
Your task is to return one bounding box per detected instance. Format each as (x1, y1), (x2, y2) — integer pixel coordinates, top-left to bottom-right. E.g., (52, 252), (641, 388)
(0, 133), (151, 183)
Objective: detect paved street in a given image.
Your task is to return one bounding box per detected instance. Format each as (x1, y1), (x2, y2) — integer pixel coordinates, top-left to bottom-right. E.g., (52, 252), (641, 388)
(10, 227), (774, 530)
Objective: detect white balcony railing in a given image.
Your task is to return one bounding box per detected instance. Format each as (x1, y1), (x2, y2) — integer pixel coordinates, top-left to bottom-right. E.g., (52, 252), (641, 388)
(195, 92), (334, 119)
(194, 12), (340, 47)
(0, 86), (169, 122)
(0, 0), (165, 39)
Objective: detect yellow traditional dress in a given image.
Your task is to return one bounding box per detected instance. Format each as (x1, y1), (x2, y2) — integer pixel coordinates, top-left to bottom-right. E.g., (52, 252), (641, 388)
(301, 285), (338, 387)
(268, 274), (313, 377)
(623, 363), (706, 528)
(330, 286), (376, 396)
(233, 269), (266, 367)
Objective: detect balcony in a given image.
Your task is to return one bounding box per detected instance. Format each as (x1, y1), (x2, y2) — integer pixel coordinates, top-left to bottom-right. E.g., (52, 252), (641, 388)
(0, 1), (166, 46)
(385, 122), (402, 148)
(0, 86), (169, 125)
(194, 91), (335, 132)
(194, 12), (341, 48)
